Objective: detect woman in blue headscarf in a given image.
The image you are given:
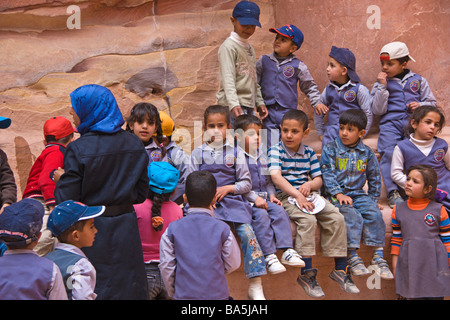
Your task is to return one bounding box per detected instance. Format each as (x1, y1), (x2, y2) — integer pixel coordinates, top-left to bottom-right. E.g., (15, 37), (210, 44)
(55, 84), (149, 300)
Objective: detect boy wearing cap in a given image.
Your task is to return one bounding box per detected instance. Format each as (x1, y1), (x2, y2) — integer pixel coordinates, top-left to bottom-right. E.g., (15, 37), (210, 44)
(315, 46), (373, 147)
(45, 200), (105, 300)
(22, 116), (76, 256)
(256, 24), (326, 147)
(159, 170), (241, 300)
(371, 41), (437, 208)
(0, 198), (67, 300)
(216, 0), (267, 121)
(0, 116), (17, 214)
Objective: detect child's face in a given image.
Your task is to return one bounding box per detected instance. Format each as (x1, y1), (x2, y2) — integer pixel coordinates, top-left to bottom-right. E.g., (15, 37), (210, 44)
(280, 119), (309, 152)
(411, 111), (441, 141)
(380, 54), (407, 77)
(76, 218), (98, 248)
(404, 169), (431, 199)
(273, 34), (297, 57)
(237, 123), (261, 154)
(327, 57), (348, 84)
(129, 117), (157, 143)
(231, 17), (256, 39)
(339, 123), (365, 147)
(204, 113), (230, 146)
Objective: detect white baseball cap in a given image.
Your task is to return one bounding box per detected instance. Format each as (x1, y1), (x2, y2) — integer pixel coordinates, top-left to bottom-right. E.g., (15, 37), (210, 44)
(380, 41), (415, 62)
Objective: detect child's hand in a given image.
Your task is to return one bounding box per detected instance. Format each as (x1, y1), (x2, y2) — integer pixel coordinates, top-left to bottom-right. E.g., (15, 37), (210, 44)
(256, 105), (268, 120)
(335, 193), (353, 206)
(377, 72), (387, 86)
(377, 203), (384, 210)
(296, 194), (315, 213)
(231, 106), (243, 118)
(314, 104), (329, 115)
(254, 196), (268, 210)
(269, 194), (282, 206)
(298, 182), (312, 197)
(215, 185), (234, 202)
(406, 101), (420, 111)
(52, 167), (65, 183)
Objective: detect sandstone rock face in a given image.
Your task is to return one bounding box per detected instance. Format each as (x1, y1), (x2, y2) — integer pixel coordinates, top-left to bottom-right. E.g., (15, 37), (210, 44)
(0, 0), (448, 199)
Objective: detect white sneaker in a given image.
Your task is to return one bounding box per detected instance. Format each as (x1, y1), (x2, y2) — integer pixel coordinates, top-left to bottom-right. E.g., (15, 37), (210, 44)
(281, 248), (305, 267)
(265, 254), (286, 274)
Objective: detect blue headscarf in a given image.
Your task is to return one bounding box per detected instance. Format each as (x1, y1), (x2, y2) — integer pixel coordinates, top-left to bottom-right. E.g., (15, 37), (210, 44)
(70, 84), (125, 135)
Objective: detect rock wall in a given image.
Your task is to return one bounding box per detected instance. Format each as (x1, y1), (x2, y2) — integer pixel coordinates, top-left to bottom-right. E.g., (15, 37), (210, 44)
(0, 0), (448, 198)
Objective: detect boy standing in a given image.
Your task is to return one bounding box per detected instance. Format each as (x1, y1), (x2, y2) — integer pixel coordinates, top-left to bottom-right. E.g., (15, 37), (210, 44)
(371, 41), (436, 208)
(0, 116), (17, 213)
(159, 171), (241, 300)
(23, 116), (76, 256)
(268, 109), (358, 298)
(320, 109), (393, 280)
(256, 24), (326, 147)
(0, 199), (67, 300)
(45, 200), (105, 300)
(216, 0), (267, 121)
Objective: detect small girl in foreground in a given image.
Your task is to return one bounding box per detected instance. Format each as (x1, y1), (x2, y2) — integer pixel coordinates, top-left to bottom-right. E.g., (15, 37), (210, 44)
(391, 165), (450, 299)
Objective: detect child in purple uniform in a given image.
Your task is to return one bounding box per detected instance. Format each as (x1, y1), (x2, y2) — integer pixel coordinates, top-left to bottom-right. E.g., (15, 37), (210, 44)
(391, 105), (449, 212)
(234, 114), (304, 274)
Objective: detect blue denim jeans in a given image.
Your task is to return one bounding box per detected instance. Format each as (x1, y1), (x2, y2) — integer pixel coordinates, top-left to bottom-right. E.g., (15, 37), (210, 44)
(229, 222), (266, 278)
(145, 262), (170, 300)
(332, 194), (385, 249)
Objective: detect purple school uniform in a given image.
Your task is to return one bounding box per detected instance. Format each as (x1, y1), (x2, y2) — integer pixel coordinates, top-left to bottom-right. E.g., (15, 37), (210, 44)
(244, 150), (293, 253)
(0, 252), (53, 299)
(394, 201), (450, 298)
(189, 143), (253, 224)
(397, 138), (450, 210)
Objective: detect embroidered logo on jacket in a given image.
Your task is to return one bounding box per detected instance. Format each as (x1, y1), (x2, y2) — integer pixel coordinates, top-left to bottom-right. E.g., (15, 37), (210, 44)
(434, 149), (445, 162)
(410, 80), (420, 92)
(283, 66), (295, 78)
(344, 90), (356, 102)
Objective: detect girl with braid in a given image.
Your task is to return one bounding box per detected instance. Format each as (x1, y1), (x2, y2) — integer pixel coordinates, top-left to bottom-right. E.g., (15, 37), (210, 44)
(134, 161), (182, 300)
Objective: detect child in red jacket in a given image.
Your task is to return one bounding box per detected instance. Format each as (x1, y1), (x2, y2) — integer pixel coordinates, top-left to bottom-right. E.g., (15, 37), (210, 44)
(22, 116), (76, 256)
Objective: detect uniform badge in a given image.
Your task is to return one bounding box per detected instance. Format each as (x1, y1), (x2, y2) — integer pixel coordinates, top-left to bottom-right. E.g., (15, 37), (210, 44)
(283, 66), (295, 78)
(344, 90), (356, 102)
(224, 154), (235, 168)
(424, 213), (436, 226)
(410, 80), (420, 92)
(150, 150), (162, 162)
(434, 149), (445, 162)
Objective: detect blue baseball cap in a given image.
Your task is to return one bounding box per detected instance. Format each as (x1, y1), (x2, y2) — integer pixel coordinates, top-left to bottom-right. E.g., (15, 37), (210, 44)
(270, 24), (304, 50)
(232, 1), (261, 27)
(47, 200), (105, 237)
(0, 117), (11, 129)
(0, 199), (45, 246)
(329, 46), (360, 83)
(148, 162), (180, 195)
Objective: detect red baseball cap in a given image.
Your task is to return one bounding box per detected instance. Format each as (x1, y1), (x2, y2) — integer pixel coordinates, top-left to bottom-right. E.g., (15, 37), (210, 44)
(43, 116), (77, 140)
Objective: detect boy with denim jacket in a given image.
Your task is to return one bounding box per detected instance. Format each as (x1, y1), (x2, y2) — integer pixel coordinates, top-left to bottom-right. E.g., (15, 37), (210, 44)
(320, 109), (393, 280)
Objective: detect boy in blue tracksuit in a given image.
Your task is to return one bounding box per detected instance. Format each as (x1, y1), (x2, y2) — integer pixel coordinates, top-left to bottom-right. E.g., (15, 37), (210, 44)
(371, 41), (436, 208)
(320, 109), (393, 280)
(256, 24), (326, 147)
(159, 170), (241, 300)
